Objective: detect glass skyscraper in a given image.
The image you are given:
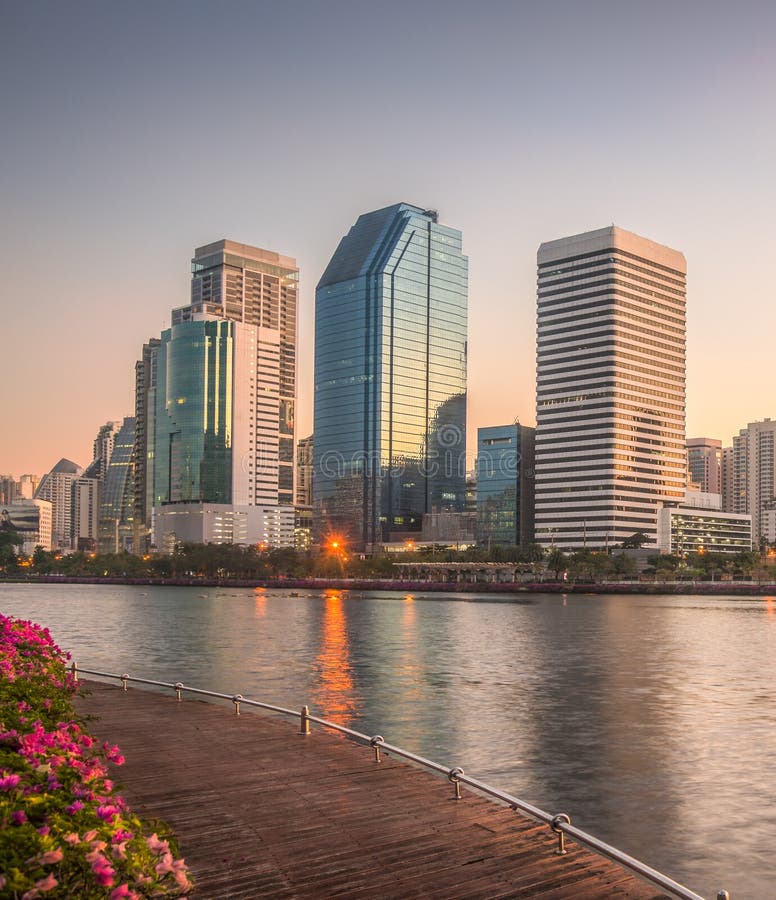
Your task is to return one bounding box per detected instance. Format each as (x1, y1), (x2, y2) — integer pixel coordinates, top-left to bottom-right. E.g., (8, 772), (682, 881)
(314, 203), (468, 549)
(476, 424), (535, 547)
(99, 416), (136, 553)
(153, 319), (238, 507)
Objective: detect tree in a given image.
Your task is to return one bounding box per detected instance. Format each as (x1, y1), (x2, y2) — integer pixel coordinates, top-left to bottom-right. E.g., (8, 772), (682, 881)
(545, 548), (567, 579)
(611, 554), (637, 578)
(621, 531), (649, 549)
(0, 528), (22, 572)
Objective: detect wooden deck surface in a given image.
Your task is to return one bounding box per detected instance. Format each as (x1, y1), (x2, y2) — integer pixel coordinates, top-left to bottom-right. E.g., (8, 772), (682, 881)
(76, 681), (669, 899)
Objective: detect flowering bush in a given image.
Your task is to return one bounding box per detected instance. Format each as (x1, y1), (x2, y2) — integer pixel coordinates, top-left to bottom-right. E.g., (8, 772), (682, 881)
(0, 615), (192, 898)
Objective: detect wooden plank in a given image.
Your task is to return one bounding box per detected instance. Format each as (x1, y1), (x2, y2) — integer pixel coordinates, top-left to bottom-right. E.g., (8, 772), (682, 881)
(75, 681), (669, 899)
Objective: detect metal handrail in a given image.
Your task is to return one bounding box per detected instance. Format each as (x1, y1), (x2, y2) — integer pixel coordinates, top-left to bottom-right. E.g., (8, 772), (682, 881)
(73, 664), (728, 900)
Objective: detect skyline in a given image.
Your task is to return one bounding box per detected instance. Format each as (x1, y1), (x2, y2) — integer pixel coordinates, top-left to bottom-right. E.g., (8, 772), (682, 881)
(3, 2), (776, 475)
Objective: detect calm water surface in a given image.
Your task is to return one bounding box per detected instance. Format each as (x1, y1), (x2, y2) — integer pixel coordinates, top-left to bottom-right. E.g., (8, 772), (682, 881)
(2, 583), (775, 899)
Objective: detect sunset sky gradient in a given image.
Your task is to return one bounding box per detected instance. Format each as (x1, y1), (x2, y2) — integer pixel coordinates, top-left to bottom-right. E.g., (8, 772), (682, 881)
(2, 1), (775, 475)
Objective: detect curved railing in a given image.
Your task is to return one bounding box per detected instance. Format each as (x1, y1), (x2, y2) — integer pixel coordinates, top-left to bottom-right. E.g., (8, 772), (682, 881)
(73, 664), (730, 900)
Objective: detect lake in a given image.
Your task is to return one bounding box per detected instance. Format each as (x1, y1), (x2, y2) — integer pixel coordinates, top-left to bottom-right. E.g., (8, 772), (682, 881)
(2, 582), (774, 899)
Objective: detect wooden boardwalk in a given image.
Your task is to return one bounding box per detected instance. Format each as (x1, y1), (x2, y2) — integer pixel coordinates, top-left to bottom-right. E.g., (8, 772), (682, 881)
(76, 681), (668, 899)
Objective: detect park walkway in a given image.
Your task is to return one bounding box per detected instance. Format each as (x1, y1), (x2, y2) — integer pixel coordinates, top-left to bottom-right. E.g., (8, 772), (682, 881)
(76, 681), (668, 899)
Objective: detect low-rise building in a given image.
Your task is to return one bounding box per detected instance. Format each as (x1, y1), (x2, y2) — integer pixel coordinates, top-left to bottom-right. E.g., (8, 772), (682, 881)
(657, 503), (752, 555)
(153, 502), (295, 550)
(0, 500), (53, 554)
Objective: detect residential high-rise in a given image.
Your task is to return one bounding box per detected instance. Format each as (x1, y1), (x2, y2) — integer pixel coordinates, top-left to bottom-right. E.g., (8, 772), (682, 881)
(314, 204), (468, 550)
(476, 424), (535, 547)
(295, 434), (313, 508)
(295, 434), (313, 550)
(34, 459), (83, 550)
(133, 338), (161, 552)
(72, 474), (100, 551)
(176, 240), (299, 506)
(687, 437), (722, 494)
(726, 418), (776, 546)
(535, 226), (687, 549)
(721, 445), (735, 513)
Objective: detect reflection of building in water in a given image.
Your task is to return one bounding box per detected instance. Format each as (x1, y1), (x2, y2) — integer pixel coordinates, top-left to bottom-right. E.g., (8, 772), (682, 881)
(312, 591), (356, 726)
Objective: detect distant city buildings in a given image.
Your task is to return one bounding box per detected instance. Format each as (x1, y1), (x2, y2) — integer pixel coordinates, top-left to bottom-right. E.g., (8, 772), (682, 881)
(476, 424), (535, 547)
(313, 203), (468, 550)
(0, 474), (38, 506)
(34, 459), (83, 550)
(99, 416), (135, 553)
(687, 437), (721, 494)
(535, 226), (687, 550)
(725, 418), (776, 546)
(15, 212), (776, 563)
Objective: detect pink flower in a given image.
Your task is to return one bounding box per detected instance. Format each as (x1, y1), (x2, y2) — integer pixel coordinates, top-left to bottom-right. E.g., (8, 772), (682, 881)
(40, 848), (63, 864)
(12, 810), (28, 824)
(66, 801), (84, 814)
(0, 773), (20, 791)
(93, 864), (116, 887)
(83, 828), (98, 842)
(145, 833), (169, 854)
(109, 885), (134, 899)
(33, 873), (58, 893)
(63, 832), (80, 845)
(97, 803), (120, 822)
(173, 869), (192, 890)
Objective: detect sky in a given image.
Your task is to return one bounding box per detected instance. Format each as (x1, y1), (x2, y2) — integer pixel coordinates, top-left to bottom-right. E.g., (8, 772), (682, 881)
(2, 0), (775, 476)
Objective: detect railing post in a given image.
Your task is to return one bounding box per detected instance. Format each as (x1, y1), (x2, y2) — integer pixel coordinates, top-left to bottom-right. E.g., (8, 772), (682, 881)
(121, 673), (129, 692)
(717, 891), (731, 900)
(70, 661), (78, 683)
(232, 694), (242, 716)
(370, 735), (384, 762)
(551, 813), (571, 855)
(300, 705), (311, 734)
(448, 766), (464, 800)
(175, 682), (184, 702)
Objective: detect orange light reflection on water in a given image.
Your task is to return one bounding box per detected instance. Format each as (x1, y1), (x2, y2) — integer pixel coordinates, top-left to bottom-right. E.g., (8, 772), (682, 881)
(313, 590), (356, 726)
(253, 586), (267, 617)
(764, 597), (776, 619)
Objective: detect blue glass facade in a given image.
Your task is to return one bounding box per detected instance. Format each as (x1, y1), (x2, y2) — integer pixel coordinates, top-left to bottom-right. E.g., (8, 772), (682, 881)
(99, 416), (136, 552)
(476, 425), (535, 546)
(153, 319), (235, 506)
(314, 204), (467, 548)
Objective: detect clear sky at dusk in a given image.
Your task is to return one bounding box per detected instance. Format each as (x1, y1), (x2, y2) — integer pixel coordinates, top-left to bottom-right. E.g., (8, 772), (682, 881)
(2, 1), (775, 476)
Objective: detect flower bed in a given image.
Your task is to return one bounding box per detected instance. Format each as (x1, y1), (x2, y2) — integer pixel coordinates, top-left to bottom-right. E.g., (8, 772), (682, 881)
(0, 614), (192, 898)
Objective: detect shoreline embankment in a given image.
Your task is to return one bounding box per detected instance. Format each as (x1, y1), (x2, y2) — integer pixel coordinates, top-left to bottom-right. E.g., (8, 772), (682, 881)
(3, 574), (776, 596)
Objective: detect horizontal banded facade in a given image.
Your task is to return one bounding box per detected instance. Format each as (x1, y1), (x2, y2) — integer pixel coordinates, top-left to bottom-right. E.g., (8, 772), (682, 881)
(535, 226), (686, 549)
